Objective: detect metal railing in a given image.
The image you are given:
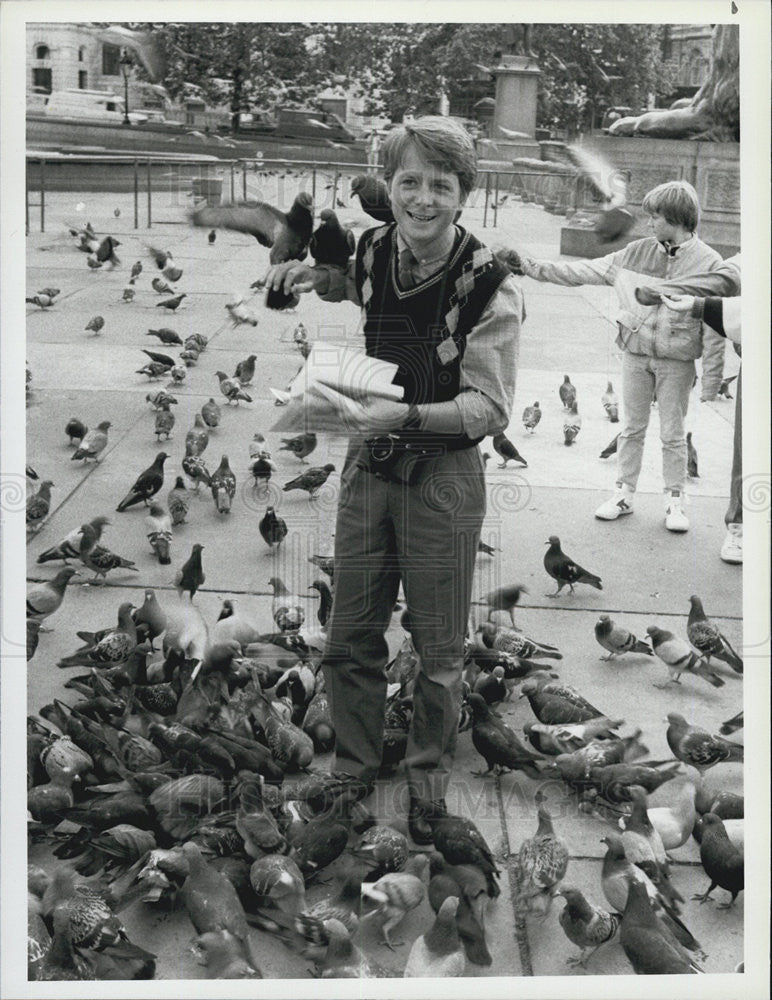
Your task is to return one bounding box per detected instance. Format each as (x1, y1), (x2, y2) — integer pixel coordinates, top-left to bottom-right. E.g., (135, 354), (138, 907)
(26, 152), (585, 234)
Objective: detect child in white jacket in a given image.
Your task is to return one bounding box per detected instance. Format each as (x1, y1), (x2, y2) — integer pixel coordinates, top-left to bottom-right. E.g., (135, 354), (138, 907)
(510, 180), (725, 533)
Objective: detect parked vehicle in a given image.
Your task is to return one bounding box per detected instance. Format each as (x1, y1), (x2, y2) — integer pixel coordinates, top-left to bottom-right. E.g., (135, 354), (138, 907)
(276, 108), (357, 142)
(219, 107), (358, 143)
(42, 89), (148, 124)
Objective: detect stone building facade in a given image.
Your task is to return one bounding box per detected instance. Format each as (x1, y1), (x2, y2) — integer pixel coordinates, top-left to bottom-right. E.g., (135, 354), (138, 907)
(26, 22), (164, 110)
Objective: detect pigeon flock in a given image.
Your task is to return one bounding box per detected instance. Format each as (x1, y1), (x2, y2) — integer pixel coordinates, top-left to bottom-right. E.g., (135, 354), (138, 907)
(22, 172), (744, 982)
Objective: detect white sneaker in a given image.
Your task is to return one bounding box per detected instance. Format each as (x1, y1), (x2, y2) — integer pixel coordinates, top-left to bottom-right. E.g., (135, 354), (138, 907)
(720, 523), (743, 564)
(595, 486), (634, 520)
(665, 491), (689, 532)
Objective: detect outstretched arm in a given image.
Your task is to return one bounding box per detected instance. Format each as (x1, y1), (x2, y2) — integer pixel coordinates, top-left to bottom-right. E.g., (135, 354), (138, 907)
(636, 255), (740, 305)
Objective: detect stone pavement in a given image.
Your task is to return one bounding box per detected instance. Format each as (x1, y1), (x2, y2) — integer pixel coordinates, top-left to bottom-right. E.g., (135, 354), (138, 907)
(24, 174), (745, 981)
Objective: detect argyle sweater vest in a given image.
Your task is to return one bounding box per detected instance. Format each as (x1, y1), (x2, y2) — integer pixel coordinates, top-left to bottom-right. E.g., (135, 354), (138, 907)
(354, 224), (509, 449)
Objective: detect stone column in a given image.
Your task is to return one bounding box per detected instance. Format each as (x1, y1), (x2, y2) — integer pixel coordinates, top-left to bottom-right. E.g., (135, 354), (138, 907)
(491, 55), (540, 137)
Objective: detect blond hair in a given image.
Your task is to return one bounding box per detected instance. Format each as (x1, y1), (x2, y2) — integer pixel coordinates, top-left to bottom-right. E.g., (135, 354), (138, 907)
(641, 180), (700, 232)
(382, 116), (477, 200)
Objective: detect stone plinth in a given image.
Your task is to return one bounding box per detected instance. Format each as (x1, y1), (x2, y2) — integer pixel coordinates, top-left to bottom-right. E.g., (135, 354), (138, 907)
(491, 54), (540, 138)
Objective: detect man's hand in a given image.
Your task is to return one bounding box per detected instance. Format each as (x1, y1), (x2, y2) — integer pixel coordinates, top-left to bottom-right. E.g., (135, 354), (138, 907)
(494, 247), (526, 276)
(264, 261), (318, 297)
(305, 382), (409, 435)
(660, 293), (696, 313)
(635, 286), (663, 306)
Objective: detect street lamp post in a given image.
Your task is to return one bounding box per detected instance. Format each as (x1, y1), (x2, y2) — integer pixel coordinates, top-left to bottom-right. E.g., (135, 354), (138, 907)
(120, 49), (133, 126)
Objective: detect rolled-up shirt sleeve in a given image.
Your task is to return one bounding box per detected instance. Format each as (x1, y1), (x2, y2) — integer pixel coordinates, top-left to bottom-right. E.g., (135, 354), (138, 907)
(454, 274), (523, 439)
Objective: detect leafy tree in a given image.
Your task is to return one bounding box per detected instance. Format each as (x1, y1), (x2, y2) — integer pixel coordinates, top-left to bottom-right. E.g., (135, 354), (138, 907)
(125, 21), (675, 135)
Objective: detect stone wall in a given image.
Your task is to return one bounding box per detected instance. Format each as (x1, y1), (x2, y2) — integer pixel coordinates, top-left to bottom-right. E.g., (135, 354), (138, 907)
(580, 135), (740, 253)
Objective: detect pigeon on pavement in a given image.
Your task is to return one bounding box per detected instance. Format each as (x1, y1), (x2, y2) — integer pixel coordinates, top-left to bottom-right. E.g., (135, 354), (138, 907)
(421, 805), (500, 899)
(176, 544), (205, 600)
(491, 432), (527, 468)
(71, 422), (111, 462)
(516, 790), (569, 917)
(210, 455), (236, 514)
(201, 398), (221, 429)
(544, 535), (602, 597)
(594, 615), (652, 659)
(215, 372), (252, 405)
(116, 453), (168, 511)
(601, 382), (619, 422)
(280, 432), (317, 464)
(146, 389), (178, 409)
(136, 361), (171, 380)
(27, 480), (55, 533)
(666, 712), (743, 771)
(179, 842), (262, 976)
(182, 453), (211, 492)
(259, 507), (287, 549)
(65, 417), (88, 445)
(185, 414), (209, 457)
(27, 567), (79, 623)
(559, 375), (576, 409)
(687, 596), (743, 673)
(154, 404), (175, 441)
(142, 348), (176, 368)
(563, 401), (581, 446)
(145, 504), (172, 564)
(37, 516), (109, 565)
(519, 672), (603, 725)
(360, 853), (429, 949)
(647, 626), (725, 688)
(234, 355), (257, 386)
(167, 476), (189, 525)
(600, 833), (703, 952)
(147, 328), (182, 345)
(155, 294), (186, 312)
(558, 887), (620, 967)
(620, 878), (701, 974)
(467, 694), (543, 778)
(283, 464), (335, 500)
(692, 812), (743, 908)
(427, 862), (491, 966)
(403, 896), (465, 977)
(522, 401), (541, 433)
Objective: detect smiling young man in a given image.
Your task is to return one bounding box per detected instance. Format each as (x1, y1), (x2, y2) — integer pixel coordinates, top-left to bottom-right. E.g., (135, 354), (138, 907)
(265, 116), (524, 842)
